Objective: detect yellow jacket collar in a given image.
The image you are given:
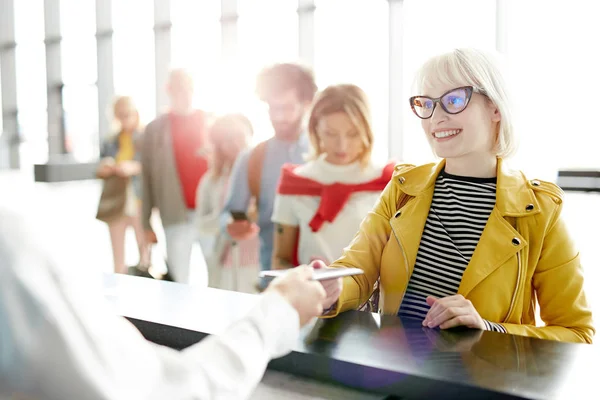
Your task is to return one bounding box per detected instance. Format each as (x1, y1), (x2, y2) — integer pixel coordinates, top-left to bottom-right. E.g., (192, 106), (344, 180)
(396, 158), (541, 217)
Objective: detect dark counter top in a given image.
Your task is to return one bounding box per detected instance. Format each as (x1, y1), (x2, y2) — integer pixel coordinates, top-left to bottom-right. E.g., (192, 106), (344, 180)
(103, 274), (597, 400)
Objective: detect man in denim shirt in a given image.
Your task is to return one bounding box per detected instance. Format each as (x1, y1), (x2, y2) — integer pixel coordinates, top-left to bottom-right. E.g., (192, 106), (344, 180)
(221, 63), (317, 290)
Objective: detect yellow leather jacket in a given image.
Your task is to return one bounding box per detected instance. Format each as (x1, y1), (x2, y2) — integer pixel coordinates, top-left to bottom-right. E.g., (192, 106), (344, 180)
(329, 158), (594, 344)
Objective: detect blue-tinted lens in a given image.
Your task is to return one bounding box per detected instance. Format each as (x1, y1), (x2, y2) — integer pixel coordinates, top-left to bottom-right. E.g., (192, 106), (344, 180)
(442, 89), (469, 112)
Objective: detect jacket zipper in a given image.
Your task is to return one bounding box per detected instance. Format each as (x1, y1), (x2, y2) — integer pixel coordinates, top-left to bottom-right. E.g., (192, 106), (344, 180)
(391, 226), (410, 310)
(504, 250), (522, 322)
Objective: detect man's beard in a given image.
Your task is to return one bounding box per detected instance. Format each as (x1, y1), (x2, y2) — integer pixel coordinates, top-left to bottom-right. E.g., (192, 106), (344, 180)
(273, 119), (302, 140)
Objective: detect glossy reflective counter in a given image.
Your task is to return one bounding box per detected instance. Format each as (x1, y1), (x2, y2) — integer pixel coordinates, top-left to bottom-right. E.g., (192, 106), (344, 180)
(104, 274), (597, 400)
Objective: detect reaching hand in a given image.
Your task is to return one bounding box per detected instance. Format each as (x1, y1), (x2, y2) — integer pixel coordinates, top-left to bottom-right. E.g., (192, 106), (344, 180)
(265, 266), (326, 327)
(309, 260), (343, 311)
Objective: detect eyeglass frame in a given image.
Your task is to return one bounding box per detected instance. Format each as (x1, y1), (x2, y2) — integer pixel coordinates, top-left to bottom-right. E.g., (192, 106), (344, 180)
(409, 86), (484, 120)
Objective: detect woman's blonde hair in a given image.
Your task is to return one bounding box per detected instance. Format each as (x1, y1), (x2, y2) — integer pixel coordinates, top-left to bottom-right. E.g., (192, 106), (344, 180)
(209, 113), (253, 179)
(307, 84), (374, 167)
(413, 48), (517, 158)
(111, 95), (141, 133)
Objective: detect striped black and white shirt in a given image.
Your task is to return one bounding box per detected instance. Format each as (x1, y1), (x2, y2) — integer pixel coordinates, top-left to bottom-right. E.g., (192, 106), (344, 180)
(397, 170), (506, 333)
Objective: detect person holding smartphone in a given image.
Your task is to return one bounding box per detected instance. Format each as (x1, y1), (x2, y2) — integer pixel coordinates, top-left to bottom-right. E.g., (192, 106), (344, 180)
(221, 63), (317, 291)
(195, 114), (260, 293)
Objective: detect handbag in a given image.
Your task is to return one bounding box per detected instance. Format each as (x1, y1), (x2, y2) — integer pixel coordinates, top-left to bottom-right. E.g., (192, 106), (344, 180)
(96, 175), (135, 223)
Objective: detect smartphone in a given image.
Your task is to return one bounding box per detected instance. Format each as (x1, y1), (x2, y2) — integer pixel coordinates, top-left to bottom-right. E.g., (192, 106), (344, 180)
(230, 210), (249, 221)
(259, 267), (364, 281)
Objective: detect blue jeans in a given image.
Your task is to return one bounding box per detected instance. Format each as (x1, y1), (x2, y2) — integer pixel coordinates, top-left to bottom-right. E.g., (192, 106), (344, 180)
(258, 233), (273, 290)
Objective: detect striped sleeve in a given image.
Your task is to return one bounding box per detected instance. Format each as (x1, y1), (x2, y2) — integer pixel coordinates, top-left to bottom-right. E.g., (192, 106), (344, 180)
(483, 319), (507, 333)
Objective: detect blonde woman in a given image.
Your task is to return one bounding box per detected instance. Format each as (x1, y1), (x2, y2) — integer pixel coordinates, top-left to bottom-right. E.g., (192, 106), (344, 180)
(195, 114), (259, 293)
(96, 96), (150, 274)
(315, 49), (594, 344)
(271, 84), (394, 269)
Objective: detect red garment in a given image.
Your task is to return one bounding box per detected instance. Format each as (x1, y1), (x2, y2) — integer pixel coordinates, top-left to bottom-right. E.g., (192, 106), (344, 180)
(170, 111), (209, 209)
(277, 162), (395, 266)
(277, 162), (396, 233)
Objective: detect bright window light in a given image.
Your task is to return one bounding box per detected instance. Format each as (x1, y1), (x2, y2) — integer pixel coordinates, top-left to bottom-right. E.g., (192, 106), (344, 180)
(315, 0), (389, 161)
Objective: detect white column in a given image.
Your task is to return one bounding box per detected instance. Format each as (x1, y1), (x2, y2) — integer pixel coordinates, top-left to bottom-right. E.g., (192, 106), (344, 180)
(0, 0), (19, 168)
(44, 0), (65, 159)
(388, 0), (404, 160)
(496, 0), (508, 53)
(96, 0), (114, 145)
(297, 0), (315, 67)
(154, 0), (172, 114)
(220, 0), (238, 66)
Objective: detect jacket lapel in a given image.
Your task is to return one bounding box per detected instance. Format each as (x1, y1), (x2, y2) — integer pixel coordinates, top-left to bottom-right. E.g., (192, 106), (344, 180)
(390, 158), (542, 299)
(458, 158), (539, 297)
(457, 208), (526, 297)
(390, 189), (434, 276)
(389, 161), (444, 277)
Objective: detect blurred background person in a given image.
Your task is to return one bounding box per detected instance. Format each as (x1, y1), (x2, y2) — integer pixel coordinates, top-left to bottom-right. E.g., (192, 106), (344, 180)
(222, 63), (317, 290)
(196, 113), (260, 293)
(95, 96), (150, 274)
(140, 69), (210, 284)
(271, 84), (394, 269)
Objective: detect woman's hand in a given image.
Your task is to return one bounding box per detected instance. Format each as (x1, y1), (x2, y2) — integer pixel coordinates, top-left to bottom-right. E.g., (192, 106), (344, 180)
(115, 160), (141, 177)
(309, 256), (329, 264)
(423, 294), (486, 330)
(310, 260), (342, 311)
(96, 158), (116, 178)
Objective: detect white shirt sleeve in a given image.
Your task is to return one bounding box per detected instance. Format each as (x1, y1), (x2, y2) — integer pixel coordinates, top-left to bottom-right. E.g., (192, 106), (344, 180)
(0, 209), (299, 400)
(271, 194), (299, 226)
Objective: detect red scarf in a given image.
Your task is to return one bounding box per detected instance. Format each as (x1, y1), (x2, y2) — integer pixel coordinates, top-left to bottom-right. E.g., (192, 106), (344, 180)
(277, 162), (396, 233)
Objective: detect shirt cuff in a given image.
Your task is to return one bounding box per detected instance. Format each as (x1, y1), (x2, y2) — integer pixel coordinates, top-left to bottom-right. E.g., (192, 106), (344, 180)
(257, 292), (300, 359)
(483, 319), (507, 333)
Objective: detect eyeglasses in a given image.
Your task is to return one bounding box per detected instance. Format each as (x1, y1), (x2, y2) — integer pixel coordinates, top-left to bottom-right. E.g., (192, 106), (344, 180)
(409, 86), (480, 119)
